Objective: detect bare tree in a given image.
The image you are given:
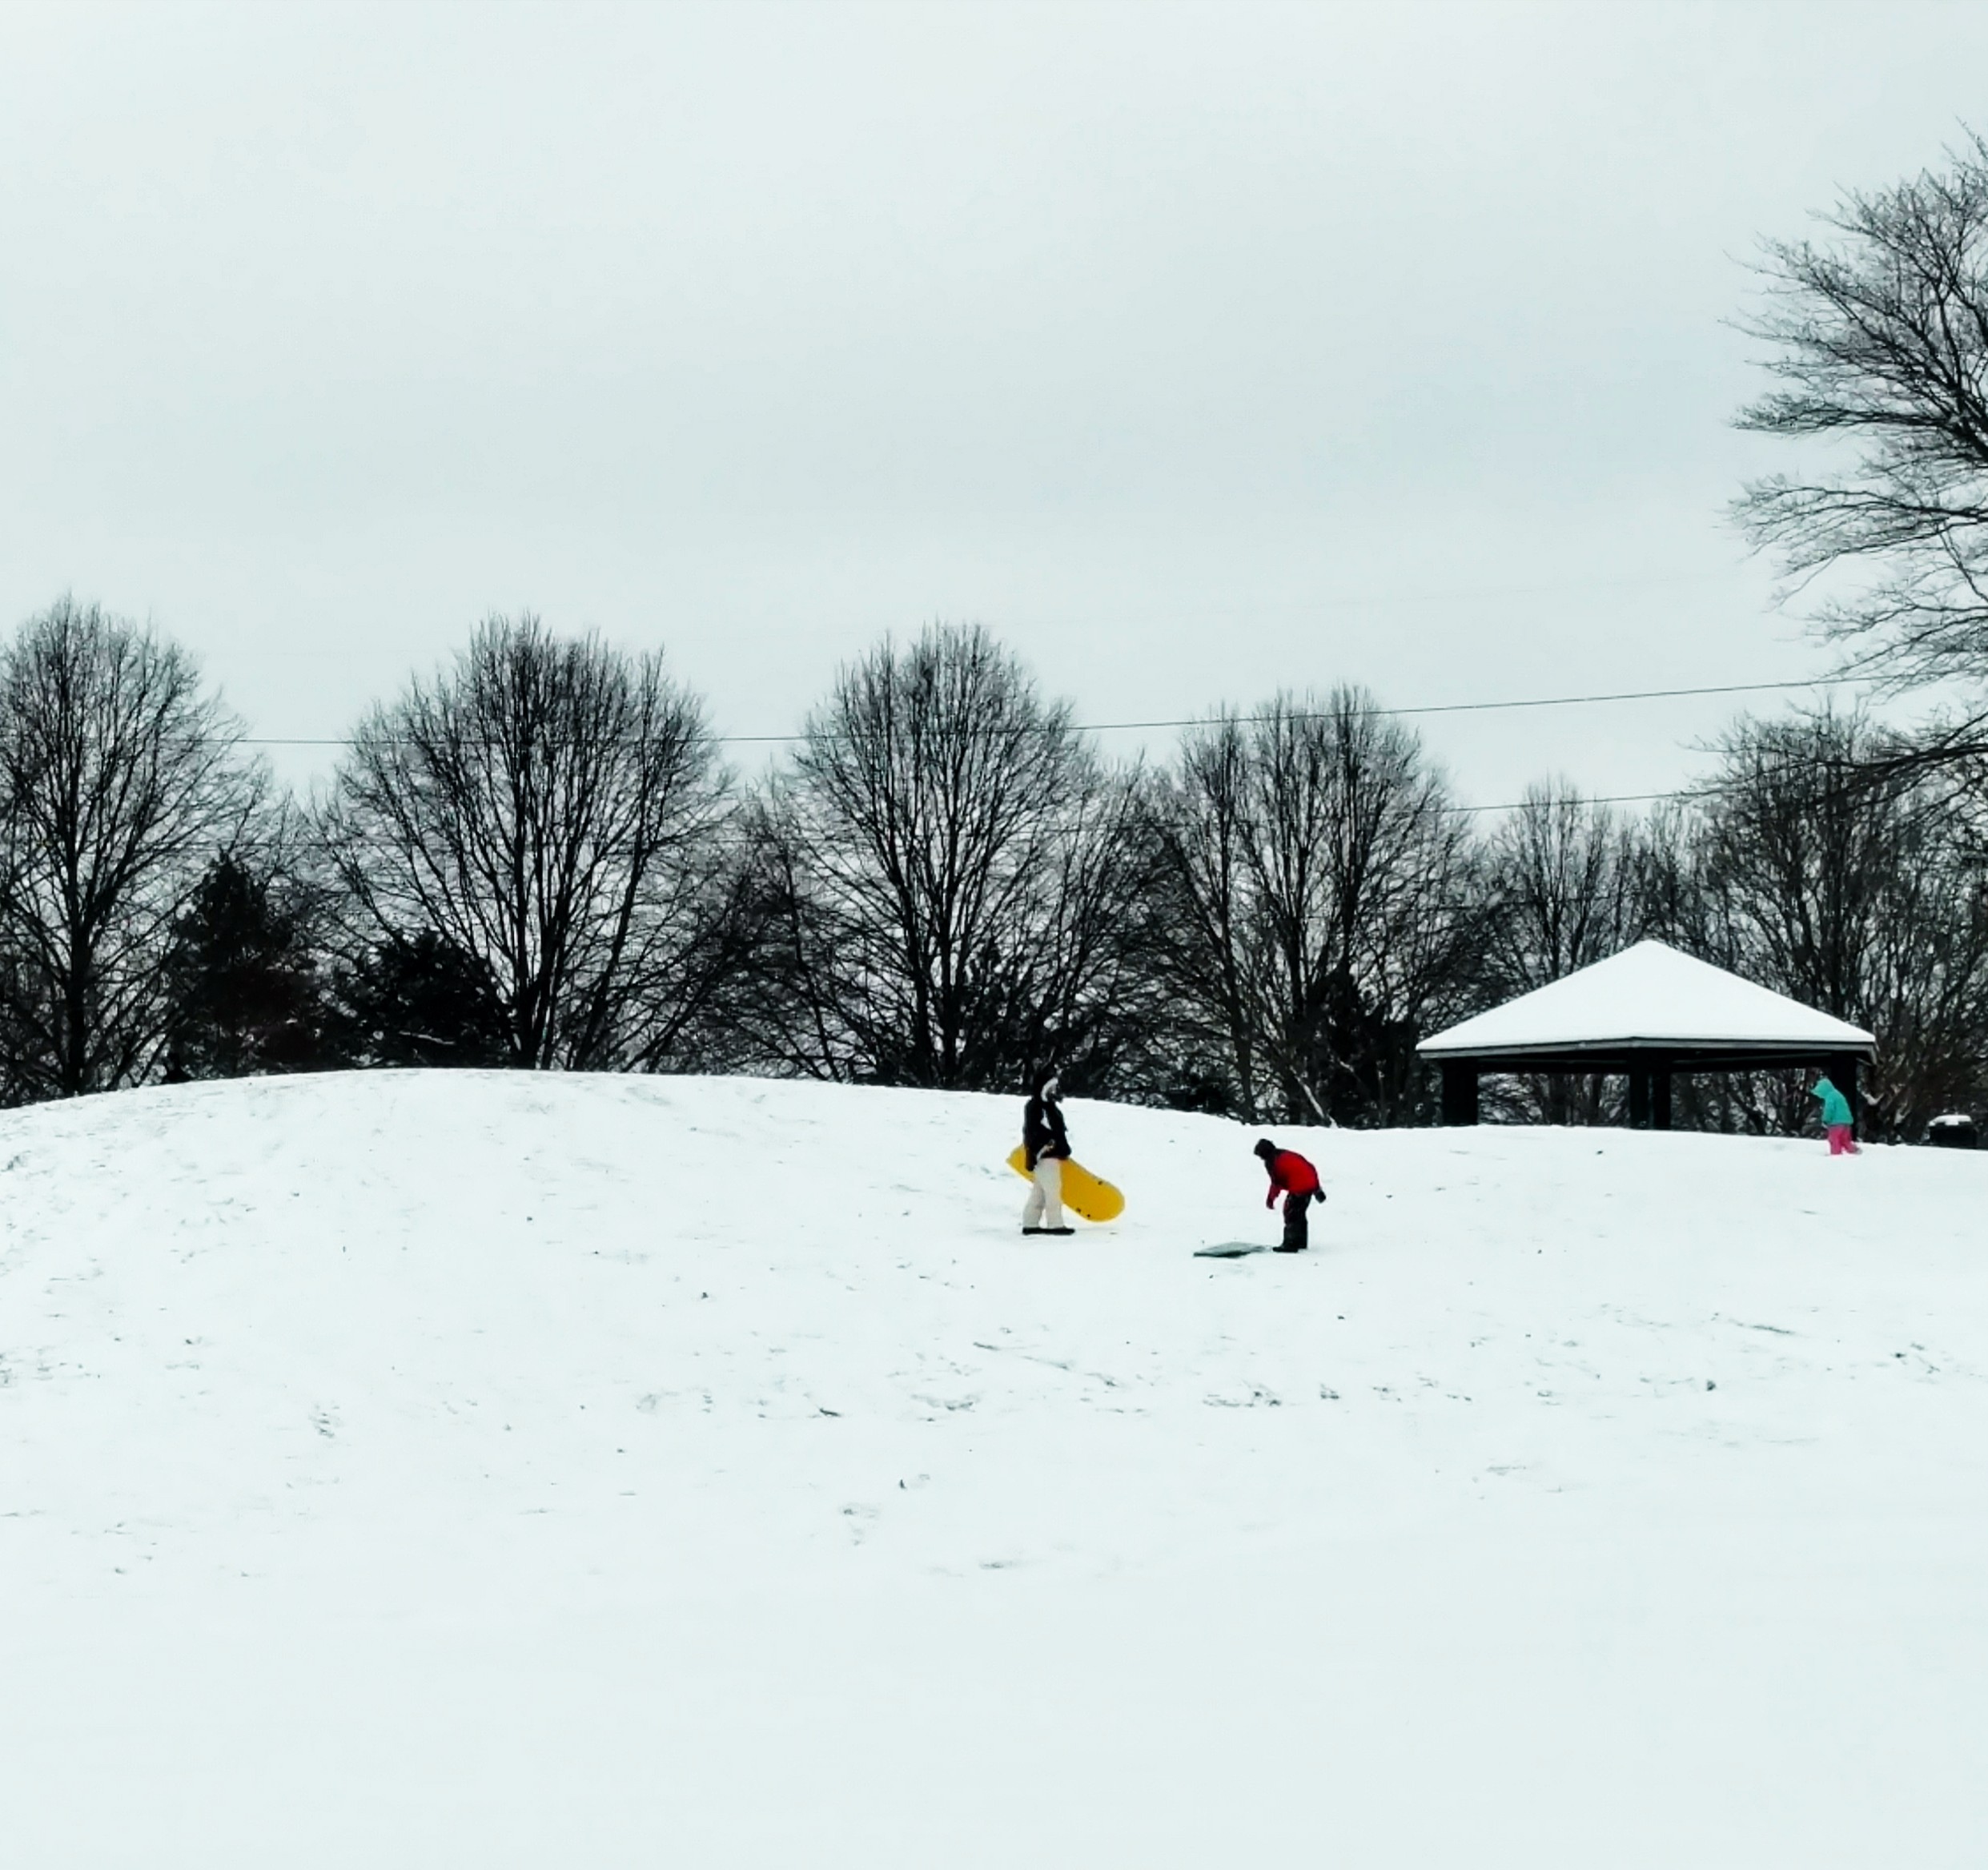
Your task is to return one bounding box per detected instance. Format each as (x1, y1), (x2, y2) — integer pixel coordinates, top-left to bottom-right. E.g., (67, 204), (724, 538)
(320, 614), (738, 1071)
(1133, 719), (1263, 1112)
(1634, 709), (1988, 1139)
(1480, 782), (1642, 1123)
(743, 625), (1147, 1091)
(1735, 131), (1988, 698)
(1698, 714), (1902, 1017)
(0, 598), (266, 1100)
(1145, 690), (1479, 1125)
(1484, 783), (1640, 991)
(1733, 133), (1988, 1118)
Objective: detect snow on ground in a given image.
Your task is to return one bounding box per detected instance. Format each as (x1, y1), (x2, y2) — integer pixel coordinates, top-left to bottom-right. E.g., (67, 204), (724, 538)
(2, 1071), (1985, 1867)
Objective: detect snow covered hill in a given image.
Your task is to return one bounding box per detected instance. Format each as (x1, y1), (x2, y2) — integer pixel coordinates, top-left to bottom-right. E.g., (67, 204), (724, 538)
(3, 1072), (1985, 1868)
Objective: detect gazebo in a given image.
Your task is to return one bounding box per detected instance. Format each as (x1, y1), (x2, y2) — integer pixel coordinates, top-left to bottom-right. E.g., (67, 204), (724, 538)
(1418, 940), (1876, 1130)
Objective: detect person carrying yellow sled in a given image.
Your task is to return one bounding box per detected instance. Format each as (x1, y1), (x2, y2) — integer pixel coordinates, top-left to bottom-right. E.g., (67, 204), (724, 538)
(1021, 1072), (1075, 1236)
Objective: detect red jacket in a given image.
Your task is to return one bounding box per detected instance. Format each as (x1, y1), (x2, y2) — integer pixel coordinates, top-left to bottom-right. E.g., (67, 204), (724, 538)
(1263, 1148), (1320, 1205)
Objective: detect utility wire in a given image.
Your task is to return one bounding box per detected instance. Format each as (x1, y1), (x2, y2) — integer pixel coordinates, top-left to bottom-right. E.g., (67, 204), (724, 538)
(239, 674), (1857, 750)
(1449, 785), (1713, 818)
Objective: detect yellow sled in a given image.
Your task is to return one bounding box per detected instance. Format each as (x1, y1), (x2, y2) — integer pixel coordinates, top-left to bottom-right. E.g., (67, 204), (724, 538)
(1005, 1146), (1126, 1224)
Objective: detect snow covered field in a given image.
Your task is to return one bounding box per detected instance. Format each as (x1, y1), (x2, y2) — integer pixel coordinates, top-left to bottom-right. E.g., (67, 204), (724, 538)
(2, 1072), (1984, 1867)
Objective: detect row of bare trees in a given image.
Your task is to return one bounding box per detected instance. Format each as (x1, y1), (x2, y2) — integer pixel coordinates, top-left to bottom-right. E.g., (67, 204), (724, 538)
(3, 598), (1985, 1138)
(12, 131), (1988, 1132)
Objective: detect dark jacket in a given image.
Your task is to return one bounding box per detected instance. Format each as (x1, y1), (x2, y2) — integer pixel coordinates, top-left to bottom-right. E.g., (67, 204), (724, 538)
(1022, 1092), (1070, 1170)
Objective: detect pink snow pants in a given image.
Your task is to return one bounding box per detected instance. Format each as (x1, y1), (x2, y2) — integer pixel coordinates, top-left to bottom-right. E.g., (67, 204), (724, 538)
(1827, 1124), (1858, 1155)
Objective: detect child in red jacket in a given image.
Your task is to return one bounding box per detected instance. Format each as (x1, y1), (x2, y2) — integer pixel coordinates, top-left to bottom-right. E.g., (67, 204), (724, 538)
(1254, 1138), (1322, 1253)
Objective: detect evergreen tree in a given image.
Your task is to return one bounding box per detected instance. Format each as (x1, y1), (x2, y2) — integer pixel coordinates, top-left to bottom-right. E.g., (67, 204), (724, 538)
(329, 931), (510, 1068)
(161, 855), (324, 1078)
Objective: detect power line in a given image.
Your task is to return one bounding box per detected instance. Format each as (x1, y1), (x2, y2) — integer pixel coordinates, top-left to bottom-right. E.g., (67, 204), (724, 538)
(239, 674), (1857, 750)
(1449, 786), (1699, 818)
(1076, 677), (1853, 737)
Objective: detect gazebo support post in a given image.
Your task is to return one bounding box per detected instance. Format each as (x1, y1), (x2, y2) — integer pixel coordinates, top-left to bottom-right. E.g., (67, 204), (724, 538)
(1440, 1061), (1479, 1126)
(1627, 1065), (1651, 1129)
(1653, 1057), (1673, 1131)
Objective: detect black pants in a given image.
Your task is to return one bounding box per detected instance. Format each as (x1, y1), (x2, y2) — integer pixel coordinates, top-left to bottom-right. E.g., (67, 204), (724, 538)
(1280, 1190), (1316, 1252)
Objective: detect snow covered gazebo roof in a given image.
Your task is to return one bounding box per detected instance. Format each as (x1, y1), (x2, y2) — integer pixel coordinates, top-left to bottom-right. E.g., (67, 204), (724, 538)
(1419, 940), (1874, 1073)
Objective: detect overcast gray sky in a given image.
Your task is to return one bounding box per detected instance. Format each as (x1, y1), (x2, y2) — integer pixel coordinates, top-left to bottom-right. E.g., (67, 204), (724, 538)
(2, 0), (1983, 806)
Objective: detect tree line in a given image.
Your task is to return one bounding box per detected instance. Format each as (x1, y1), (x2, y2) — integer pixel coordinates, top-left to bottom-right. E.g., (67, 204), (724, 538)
(12, 132), (1988, 1136)
(2, 598), (1984, 1140)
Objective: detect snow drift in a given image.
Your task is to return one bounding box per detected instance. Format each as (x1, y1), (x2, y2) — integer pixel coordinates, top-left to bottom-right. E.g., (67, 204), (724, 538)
(2, 1071), (1984, 1867)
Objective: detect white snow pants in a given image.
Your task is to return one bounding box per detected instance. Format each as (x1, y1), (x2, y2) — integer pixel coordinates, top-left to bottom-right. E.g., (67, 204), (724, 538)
(1022, 1156), (1065, 1230)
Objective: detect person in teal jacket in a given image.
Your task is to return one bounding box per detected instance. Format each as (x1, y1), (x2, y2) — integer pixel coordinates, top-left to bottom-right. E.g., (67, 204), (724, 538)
(1809, 1074), (1859, 1155)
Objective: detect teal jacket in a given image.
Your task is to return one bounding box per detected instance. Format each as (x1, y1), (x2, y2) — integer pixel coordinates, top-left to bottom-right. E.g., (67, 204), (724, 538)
(1809, 1078), (1853, 1128)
